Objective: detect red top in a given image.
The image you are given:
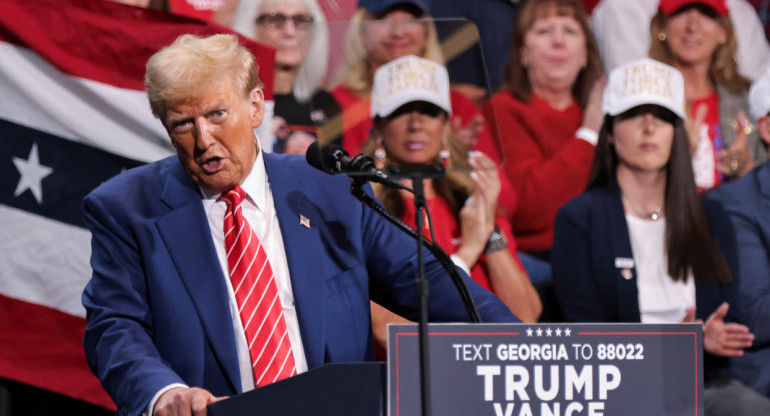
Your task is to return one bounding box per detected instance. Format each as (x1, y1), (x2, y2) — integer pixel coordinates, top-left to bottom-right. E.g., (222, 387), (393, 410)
(578, 0), (601, 14)
(690, 92), (723, 191)
(482, 92), (595, 252)
(399, 195), (524, 292)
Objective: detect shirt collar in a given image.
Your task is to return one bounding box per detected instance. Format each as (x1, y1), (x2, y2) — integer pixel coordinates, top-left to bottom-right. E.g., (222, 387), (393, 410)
(199, 150), (267, 212)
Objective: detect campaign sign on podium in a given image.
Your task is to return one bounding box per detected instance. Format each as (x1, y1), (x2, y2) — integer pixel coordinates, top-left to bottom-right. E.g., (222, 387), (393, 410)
(388, 323), (703, 416)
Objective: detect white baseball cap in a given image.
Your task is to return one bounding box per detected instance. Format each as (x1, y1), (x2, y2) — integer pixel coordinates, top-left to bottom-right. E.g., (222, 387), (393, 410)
(370, 55), (452, 119)
(603, 58), (687, 120)
(749, 67), (770, 121)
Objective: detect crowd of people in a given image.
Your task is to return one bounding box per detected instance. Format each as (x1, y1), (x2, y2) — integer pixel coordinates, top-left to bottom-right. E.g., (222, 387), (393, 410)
(84, 0), (770, 414)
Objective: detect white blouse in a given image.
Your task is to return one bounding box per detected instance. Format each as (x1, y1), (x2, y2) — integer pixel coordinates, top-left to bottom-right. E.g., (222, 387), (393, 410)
(626, 215), (696, 323)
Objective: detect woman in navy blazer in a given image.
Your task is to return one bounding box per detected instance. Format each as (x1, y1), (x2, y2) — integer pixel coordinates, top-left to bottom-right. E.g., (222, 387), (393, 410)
(551, 58), (770, 414)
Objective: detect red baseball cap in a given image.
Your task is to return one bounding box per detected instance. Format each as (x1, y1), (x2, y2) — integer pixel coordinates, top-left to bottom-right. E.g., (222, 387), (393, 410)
(658, 0), (729, 16)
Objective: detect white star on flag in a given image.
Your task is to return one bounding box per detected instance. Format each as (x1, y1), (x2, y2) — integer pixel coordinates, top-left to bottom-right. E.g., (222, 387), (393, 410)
(12, 143), (53, 204)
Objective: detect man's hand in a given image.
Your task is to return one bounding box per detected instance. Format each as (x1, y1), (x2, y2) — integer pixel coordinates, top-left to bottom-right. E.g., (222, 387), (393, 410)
(154, 387), (225, 416)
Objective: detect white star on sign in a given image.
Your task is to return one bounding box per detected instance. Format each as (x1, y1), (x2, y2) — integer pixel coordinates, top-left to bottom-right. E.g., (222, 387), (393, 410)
(536, 328), (543, 337)
(526, 328), (533, 337)
(546, 328), (553, 337)
(565, 328), (572, 337)
(13, 143), (52, 204)
(555, 328), (562, 336)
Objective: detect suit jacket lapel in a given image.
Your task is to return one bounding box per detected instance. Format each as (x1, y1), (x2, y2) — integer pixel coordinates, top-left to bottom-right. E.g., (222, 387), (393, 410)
(155, 161), (242, 393)
(264, 153), (329, 369)
(757, 162), (770, 203)
(605, 181), (642, 322)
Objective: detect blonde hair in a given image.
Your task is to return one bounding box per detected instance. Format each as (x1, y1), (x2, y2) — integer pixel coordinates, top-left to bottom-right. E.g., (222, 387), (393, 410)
(649, 11), (751, 93)
(502, 0), (602, 109)
(145, 34), (263, 119)
(332, 7), (445, 98)
(230, 0), (329, 102)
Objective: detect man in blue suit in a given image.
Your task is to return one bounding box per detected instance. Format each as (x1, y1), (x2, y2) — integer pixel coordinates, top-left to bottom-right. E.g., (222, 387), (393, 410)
(81, 34), (518, 416)
(710, 67), (770, 398)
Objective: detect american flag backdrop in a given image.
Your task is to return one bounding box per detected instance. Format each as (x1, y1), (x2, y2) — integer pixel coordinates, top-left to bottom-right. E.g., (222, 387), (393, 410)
(0, 0), (274, 409)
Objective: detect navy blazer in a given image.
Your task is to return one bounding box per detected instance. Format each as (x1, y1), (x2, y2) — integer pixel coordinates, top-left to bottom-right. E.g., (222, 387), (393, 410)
(709, 162), (770, 396)
(551, 180), (740, 381)
(81, 153), (518, 416)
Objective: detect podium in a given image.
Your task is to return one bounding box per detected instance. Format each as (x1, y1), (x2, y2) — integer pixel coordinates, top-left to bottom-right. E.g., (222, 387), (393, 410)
(207, 363), (386, 416)
(208, 323), (703, 416)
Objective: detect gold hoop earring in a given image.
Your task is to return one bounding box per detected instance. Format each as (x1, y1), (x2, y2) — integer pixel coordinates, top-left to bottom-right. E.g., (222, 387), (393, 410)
(658, 32), (666, 41)
(374, 137), (386, 170)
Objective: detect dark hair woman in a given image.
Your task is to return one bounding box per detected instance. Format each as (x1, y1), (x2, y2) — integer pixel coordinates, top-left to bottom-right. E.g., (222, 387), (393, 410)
(552, 57), (770, 415)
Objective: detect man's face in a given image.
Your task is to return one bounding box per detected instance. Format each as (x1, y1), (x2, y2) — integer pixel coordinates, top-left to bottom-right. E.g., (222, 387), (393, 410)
(163, 79), (265, 194)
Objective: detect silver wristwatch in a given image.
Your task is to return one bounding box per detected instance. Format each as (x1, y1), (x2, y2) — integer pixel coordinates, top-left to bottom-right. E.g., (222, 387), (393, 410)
(484, 225), (508, 254)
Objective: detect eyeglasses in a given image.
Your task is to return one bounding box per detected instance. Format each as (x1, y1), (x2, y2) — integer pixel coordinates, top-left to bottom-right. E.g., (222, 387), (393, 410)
(256, 13), (314, 30)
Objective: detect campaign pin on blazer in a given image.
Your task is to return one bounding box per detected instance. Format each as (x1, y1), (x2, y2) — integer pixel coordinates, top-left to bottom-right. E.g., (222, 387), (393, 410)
(299, 214), (311, 229)
(615, 257), (634, 280)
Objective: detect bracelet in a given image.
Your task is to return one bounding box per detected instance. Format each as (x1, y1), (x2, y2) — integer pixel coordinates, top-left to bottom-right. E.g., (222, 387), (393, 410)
(575, 127), (599, 146)
(484, 225), (508, 254)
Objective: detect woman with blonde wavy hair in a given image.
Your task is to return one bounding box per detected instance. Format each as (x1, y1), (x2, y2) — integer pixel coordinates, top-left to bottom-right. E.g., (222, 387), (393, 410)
(649, 0), (766, 190)
(330, 2), (492, 160)
(334, 3), (444, 99)
(328, 0), (523, 227)
(362, 55), (541, 355)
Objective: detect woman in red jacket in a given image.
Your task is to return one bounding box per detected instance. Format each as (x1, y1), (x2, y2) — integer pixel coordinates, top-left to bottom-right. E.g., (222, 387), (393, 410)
(482, 0), (605, 259)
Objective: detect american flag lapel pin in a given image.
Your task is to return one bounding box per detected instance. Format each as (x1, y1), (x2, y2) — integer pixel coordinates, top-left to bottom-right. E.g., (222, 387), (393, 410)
(299, 214), (311, 229)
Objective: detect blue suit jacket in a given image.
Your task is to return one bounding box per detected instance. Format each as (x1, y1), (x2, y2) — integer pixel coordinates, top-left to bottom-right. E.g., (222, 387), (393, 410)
(709, 162), (770, 396)
(81, 154), (518, 416)
(551, 180), (740, 381)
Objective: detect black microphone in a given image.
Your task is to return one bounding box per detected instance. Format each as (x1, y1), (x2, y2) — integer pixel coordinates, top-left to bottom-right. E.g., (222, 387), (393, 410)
(306, 142), (481, 323)
(306, 141), (408, 189)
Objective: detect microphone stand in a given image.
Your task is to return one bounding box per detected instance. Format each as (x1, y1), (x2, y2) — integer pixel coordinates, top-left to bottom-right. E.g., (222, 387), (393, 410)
(348, 164), (482, 416)
(347, 177), (482, 322)
(409, 168), (432, 416)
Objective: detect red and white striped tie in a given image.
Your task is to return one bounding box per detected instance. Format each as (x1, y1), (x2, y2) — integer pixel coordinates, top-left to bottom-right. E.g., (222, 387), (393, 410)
(222, 186), (296, 387)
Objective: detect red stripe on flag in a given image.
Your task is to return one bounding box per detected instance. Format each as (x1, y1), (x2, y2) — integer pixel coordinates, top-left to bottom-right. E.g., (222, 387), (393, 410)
(0, 294), (115, 411)
(0, 0), (275, 99)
